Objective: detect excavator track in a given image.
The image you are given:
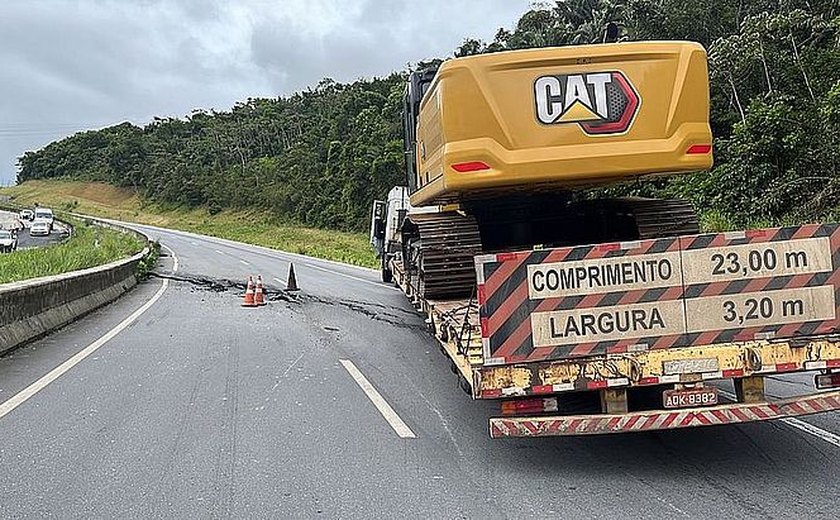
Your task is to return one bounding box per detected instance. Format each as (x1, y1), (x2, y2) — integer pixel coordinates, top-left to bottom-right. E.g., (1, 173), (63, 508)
(406, 212), (482, 300)
(405, 198), (699, 301)
(622, 198), (700, 239)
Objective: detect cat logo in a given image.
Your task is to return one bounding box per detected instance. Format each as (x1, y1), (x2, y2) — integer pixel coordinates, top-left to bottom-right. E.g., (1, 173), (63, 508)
(534, 71), (640, 135)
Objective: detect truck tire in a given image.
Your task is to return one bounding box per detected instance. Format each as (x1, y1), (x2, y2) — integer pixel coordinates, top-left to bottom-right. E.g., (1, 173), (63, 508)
(381, 256), (393, 284)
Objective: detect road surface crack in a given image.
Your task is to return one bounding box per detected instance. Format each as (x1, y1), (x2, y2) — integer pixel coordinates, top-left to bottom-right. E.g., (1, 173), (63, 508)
(150, 272), (421, 329)
(303, 295), (427, 331)
(149, 272), (298, 302)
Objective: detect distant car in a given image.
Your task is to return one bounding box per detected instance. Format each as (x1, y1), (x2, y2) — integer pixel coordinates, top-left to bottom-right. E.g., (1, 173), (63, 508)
(19, 209), (34, 221)
(30, 220), (51, 237)
(0, 229), (17, 252)
(33, 208), (54, 231)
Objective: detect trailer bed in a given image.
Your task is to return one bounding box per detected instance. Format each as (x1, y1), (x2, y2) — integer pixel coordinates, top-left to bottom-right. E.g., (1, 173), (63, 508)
(389, 224), (840, 437)
(395, 256), (840, 397)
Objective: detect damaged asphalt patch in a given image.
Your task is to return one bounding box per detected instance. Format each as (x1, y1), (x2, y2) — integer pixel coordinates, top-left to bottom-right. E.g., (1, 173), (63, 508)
(149, 272), (425, 331)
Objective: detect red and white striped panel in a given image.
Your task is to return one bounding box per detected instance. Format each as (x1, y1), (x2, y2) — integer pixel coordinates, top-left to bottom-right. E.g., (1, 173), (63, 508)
(489, 390), (840, 438)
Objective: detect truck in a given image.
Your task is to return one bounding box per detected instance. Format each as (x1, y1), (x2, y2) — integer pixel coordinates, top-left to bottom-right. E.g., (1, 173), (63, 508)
(371, 40), (840, 437)
(33, 207), (55, 232)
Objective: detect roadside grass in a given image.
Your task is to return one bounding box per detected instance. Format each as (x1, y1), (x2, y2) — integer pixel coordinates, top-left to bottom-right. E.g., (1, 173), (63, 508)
(1, 180), (377, 268)
(0, 216), (145, 284)
(698, 208), (800, 234)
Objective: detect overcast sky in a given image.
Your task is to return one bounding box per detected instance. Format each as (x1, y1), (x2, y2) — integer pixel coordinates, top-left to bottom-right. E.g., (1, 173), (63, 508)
(0, 0), (531, 186)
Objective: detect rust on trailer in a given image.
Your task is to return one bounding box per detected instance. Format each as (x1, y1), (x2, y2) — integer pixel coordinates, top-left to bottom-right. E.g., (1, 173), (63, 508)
(395, 255), (840, 399)
(476, 338), (840, 397)
(393, 260), (482, 387)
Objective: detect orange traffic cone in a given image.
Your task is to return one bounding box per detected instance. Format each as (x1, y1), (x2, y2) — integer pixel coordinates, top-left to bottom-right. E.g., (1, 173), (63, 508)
(254, 275), (267, 306)
(242, 276), (257, 307)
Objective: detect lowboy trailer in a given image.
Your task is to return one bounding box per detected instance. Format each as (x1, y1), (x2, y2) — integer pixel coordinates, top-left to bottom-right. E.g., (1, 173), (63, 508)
(371, 41), (840, 438)
(385, 221), (840, 438)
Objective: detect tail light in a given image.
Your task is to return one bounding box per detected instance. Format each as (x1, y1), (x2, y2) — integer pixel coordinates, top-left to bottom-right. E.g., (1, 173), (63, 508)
(815, 372), (840, 389)
(500, 397), (558, 416)
(451, 161), (491, 173)
(686, 144), (712, 155)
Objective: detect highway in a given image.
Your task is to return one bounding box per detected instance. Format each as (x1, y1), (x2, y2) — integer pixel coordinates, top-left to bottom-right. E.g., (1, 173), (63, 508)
(0, 210), (70, 250)
(1, 222), (839, 518)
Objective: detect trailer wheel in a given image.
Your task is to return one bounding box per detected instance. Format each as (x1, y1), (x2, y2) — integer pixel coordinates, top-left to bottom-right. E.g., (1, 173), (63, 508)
(380, 255), (393, 283)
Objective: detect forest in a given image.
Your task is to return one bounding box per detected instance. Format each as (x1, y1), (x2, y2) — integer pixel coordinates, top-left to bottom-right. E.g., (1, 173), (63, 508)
(16, 0), (840, 232)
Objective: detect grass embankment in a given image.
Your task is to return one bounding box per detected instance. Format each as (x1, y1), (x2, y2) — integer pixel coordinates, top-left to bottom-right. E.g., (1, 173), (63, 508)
(0, 216), (145, 284)
(1, 180), (377, 268)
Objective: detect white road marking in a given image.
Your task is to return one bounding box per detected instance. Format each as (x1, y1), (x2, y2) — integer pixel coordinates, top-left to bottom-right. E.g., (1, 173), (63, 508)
(273, 277), (287, 287)
(77, 214), (397, 291)
(239, 260), (250, 266)
(720, 390), (840, 448)
(782, 417), (840, 448)
(163, 244), (179, 273)
(339, 359), (416, 439)
(0, 248), (179, 421)
(93, 216), (377, 274)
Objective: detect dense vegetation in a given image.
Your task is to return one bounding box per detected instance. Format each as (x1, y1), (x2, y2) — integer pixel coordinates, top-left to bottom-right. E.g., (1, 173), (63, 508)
(18, 76), (407, 232)
(17, 0), (840, 232)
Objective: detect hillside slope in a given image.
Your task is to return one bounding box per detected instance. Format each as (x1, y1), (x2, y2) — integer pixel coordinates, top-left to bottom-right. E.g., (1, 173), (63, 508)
(1, 180), (376, 268)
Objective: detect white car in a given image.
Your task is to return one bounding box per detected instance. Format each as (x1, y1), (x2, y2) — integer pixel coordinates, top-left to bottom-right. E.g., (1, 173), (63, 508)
(19, 209), (34, 221)
(33, 208), (55, 230)
(30, 220), (51, 237)
(0, 229), (18, 252)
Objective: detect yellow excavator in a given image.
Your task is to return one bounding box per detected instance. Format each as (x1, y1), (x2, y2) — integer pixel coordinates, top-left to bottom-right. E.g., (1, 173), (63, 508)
(372, 40), (713, 299)
(370, 40), (840, 438)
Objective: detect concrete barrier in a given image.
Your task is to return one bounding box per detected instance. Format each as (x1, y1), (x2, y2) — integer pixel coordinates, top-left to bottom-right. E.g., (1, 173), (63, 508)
(0, 220), (151, 355)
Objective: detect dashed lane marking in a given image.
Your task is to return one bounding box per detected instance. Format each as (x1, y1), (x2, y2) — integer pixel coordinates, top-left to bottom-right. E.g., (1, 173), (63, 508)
(0, 247), (179, 421)
(339, 359), (416, 439)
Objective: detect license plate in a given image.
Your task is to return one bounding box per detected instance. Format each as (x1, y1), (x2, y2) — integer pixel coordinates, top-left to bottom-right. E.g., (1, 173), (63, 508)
(663, 387), (719, 409)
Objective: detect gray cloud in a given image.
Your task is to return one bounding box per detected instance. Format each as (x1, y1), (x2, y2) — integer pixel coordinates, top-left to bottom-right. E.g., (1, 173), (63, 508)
(0, 0), (529, 185)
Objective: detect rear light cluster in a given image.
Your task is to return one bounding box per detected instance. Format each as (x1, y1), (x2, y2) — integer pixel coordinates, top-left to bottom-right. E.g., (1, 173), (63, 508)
(815, 372), (840, 390)
(686, 144), (712, 155)
(451, 161), (491, 173)
(500, 397), (558, 416)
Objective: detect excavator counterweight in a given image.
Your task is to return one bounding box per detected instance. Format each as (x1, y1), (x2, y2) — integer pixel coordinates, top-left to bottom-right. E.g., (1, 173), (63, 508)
(410, 41), (712, 208)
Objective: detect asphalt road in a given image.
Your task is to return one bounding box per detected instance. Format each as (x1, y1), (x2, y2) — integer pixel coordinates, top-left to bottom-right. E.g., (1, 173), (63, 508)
(0, 210), (69, 250)
(1, 222), (839, 518)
